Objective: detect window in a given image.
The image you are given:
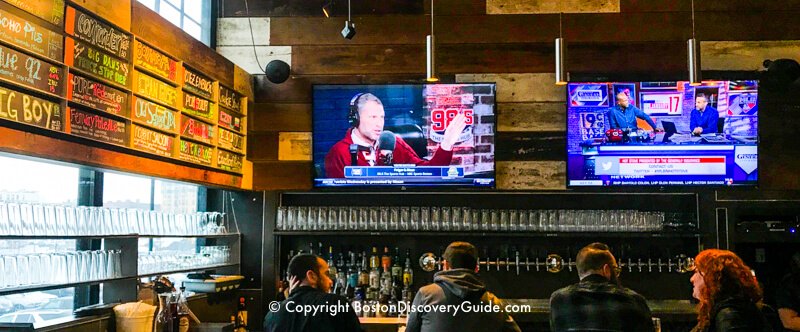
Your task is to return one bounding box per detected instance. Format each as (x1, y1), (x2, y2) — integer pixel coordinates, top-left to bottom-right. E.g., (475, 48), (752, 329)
(137, 0), (212, 45)
(0, 154), (78, 324)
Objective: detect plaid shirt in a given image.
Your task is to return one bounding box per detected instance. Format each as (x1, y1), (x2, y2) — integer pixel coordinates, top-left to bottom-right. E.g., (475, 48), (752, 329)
(549, 274), (655, 332)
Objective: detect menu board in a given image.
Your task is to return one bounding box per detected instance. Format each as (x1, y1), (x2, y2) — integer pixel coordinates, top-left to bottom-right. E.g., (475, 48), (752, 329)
(67, 73), (129, 117)
(65, 6), (131, 61)
(133, 96), (177, 133)
(3, 0), (65, 26)
(218, 85), (242, 113)
(131, 123), (174, 157)
(218, 128), (244, 153)
(217, 149), (243, 173)
(180, 114), (214, 144)
(133, 70), (179, 108)
(218, 107), (243, 133)
(0, 85), (64, 131)
(183, 92), (215, 122)
(0, 8), (64, 62)
(134, 39), (178, 84)
(68, 107), (128, 146)
(65, 37), (130, 87)
(0, 43), (65, 96)
(178, 139), (213, 166)
(183, 66), (213, 100)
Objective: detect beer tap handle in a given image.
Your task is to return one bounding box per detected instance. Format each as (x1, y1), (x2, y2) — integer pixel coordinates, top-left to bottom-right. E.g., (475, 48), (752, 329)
(668, 258), (674, 272)
(515, 250), (520, 275)
(535, 257), (541, 272)
(496, 257), (501, 272)
(627, 258), (633, 273)
(637, 258), (643, 272)
(648, 258), (653, 273)
(658, 258), (663, 273)
(567, 258), (573, 272)
(525, 256), (530, 272)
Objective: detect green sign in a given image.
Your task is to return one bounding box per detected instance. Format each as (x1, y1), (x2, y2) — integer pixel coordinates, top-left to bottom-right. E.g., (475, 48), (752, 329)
(178, 139), (213, 166)
(66, 37), (130, 87)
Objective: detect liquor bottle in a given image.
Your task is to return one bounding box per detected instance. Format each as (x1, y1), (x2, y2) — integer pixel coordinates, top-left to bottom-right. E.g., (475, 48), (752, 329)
(358, 251), (370, 289)
(381, 247), (391, 272)
(336, 252), (347, 296)
(391, 247), (402, 284)
(403, 249), (414, 288)
(235, 297), (248, 332)
(327, 246), (338, 294)
(369, 247), (381, 290)
(346, 251), (358, 300)
(370, 247), (380, 271)
(380, 265), (392, 297)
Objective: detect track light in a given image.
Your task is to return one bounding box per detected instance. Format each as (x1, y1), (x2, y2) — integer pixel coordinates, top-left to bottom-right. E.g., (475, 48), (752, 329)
(426, 0), (438, 82)
(342, 0), (355, 39)
(555, 13), (567, 85)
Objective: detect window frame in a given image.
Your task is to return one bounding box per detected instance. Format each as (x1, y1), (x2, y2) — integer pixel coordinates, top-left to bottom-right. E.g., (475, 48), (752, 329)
(139, 0), (212, 45)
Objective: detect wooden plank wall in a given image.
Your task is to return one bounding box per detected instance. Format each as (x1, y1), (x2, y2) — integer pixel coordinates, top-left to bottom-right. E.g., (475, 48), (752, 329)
(219, 0), (800, 190)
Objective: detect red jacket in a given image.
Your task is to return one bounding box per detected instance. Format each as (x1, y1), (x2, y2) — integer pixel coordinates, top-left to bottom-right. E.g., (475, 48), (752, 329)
(324, 128), (454, 178)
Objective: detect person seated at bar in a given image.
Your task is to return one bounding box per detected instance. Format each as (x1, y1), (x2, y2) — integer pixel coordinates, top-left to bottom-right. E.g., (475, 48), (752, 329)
(689, 249), (772, 332)
(775, 252), (800, 331)
(690, 94), (719, 136)
(608, 92), (663, 133)
(264, 254), (362, 332)
(550, 242), (655, 332)
(406, 241), (521, 332)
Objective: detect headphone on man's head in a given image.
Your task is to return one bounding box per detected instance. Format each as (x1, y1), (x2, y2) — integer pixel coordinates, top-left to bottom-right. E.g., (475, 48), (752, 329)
(348, 93), (367, 128)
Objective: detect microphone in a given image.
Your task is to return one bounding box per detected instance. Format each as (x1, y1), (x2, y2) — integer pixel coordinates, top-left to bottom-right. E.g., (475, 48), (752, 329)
(349, 144), (359, 166)
(378, 131), (396, 166)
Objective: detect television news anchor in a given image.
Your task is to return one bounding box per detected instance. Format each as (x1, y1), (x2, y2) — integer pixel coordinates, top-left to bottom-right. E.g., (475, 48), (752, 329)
(690, 94), (719, 136)
(324, 92), (468, 178)
(608, 92), (663, 133)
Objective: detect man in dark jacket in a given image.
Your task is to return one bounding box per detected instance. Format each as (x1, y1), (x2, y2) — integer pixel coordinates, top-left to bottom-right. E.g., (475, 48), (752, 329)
(264, 254), (362, 332)
(550, 242), (655, 332)
(405, 241), (521, 332)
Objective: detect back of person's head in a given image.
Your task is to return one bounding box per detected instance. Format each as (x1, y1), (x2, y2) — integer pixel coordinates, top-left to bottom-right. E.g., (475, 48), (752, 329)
(287, 254), (322, 282)
(693, 249), (763, 330)
(576, 242), (614, 277)
(444, 241), (478, 270)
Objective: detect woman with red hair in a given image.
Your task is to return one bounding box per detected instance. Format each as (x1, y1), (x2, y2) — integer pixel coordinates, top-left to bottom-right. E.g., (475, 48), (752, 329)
(690, 249), (772, 331)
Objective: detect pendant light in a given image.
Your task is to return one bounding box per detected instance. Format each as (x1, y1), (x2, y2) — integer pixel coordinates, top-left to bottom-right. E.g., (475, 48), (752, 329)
(555, 12), (567, 85)
(426, 0), (439, 82)
(688, 0), (701, 86)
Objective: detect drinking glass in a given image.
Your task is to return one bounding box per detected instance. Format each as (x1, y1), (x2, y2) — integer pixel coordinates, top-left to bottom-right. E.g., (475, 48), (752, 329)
(358, 207), (368, 230)
(0, 202), (8, 235)
(8, 203), (23, 235)
(480, 209), (491, 231)
(44, 205), (59, 235)
(431, 207), (441, 231)
(389, 207), (399, 231)
(441, 207), (451, 231)
(468, 209), (480, 231)
(489, 210), (499, 231)
(379, 208), (389, 231)
(508, 210), (519, 232)
(28, 254), (41, 285)
(276, 206), (286, 231)
(3, 255), (18, 287)
(0, 257), (5, 288)
(52, 253), (68, 284)
(400, 207), (410, 231)
(348, 207), (358, 230)
(16, 255), (30, 285)
(410, 206), (420, 231)
(518, 210), (528, 232)
(337, 206), (349, 230)
(65, 252), (78, 283)
(319, 207), (330, 230)
(369, 207), (379, 231)
(79, 250), (91, 281)
(652, 317), (661, 332)
(308, 206), (319, 231)
(20, 203), (34, 235)
(286, 206), (297, 231)
(297, 206), (308, 231)
(420, 207), (431, 231)
(463, 208), (474, 231)
(450, 207), (461, 231)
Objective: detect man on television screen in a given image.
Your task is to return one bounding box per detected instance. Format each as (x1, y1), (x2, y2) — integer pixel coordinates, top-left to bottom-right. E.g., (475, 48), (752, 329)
(689, 94), (719, 136)
(608, 92), (662, 133)
(324, 92), (467, 178)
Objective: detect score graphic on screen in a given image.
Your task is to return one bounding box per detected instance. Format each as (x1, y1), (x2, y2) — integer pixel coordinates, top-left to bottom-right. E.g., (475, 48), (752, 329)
(313, 84), (496, 188)
(566, 81), (758, 187)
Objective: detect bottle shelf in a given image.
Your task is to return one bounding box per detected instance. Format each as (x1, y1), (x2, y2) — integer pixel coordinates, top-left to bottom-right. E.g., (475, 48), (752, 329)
(0, 276), (137, 296)
(273, 231), (700, 238)
(0, 233), (240, 240)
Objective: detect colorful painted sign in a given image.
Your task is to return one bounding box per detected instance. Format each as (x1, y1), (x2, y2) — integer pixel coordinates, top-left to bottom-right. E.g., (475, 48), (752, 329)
(218, 85), (242, 113)
(182, 92), (215, 122)
(183, 66), (213, 100)
(0, 8), (64, 62)
(131, 123), (174, 157)
(3, 0), (65, 26)
(133, 70), (179, 108)
(68, 107), (128, 146)
(180, 114), (213, 144)
(132, 96), (177, 133)
(178, 139), (213, 166)
(217, 127), (243, 153)
(65, 37), (130, 87)
(67, 73), (129, 117)
(134, 39), (178, 83)
(0, 43), (65, 96)
(218, 107), (242, 132)
(65, 6), (131, 60)
(0, 85), (63, 131)
(217, 149), (243, 173)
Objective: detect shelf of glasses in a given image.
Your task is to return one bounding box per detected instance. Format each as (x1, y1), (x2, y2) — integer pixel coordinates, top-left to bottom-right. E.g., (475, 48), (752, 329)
(0, 276), (137, 296)
(272, 231), (701, 238)
(137, 262), (240, 278)
(0, 233), (240, 240)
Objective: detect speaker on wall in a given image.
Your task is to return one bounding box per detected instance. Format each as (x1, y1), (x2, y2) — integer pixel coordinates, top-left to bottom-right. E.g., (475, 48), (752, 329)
(265, 60), (291, 84)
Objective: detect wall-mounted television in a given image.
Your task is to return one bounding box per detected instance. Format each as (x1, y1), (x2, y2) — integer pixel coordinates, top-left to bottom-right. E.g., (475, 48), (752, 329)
(313, 84), (496, 188)
(567, 80), (758, 187)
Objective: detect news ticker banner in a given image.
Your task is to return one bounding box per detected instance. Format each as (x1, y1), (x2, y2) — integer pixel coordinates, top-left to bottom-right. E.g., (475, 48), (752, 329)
(344, 166), (465, 178)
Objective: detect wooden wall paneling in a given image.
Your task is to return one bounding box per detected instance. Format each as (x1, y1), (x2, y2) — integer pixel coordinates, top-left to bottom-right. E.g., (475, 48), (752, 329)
(426, 0), (486, 16)
(487, 0), (620, 14)
(131, 1), (235, 87)
(277, 132), (312, 161)
(68, 0), (131, 30)
(701, 41), (800, 71)
(252, 161), (312, 190)
(495, 132), (566, 162)
(457, 73), (565, 103)
(247, 132), (279, 161)
(234, 65), (255, 101)
(217, 17), (270, 46)
(620, 0), (800, 12)
(0, 126), (242, 188)
(269, 16), (427, 45)
(220, 0), (423, 17)
(496, 161), (567, 190)
(253, 74), (443, 103)
(497, 103), (566, 132)
(249, 103), (312, 132)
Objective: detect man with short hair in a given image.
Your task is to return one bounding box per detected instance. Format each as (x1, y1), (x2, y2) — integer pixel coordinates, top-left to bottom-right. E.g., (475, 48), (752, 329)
(549, 242), (655, 332)
(690, 94), (720, 135)
(406, 241), (521, 332)
(264, 254), (362, 332)
(608, 92), (662, 132)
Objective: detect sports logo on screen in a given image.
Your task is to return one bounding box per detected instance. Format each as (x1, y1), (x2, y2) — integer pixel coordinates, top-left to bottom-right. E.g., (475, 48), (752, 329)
(641, 93), (682, 115)
(734, 145), (758, 175)
(429, 108), (474, 143)
(727, 92), (758, 116)
(569, 84), (609, 107)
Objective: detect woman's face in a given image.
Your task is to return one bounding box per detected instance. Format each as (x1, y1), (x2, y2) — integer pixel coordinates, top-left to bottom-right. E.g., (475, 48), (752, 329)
(691, 270), (706, 300)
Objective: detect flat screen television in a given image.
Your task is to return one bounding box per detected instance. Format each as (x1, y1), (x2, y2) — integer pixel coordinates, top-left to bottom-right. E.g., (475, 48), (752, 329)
(313, 84), (496, 188)
(566, 80), (758, 187)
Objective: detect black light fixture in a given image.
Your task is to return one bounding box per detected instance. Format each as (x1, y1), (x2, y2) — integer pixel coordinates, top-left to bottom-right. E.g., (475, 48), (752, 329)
(341, 0), (355, 39)
(555, 12), (567, 85)
(426, 0), (439, 82)
(688, 0), (701, 86)
(322, 0), (333, 18)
